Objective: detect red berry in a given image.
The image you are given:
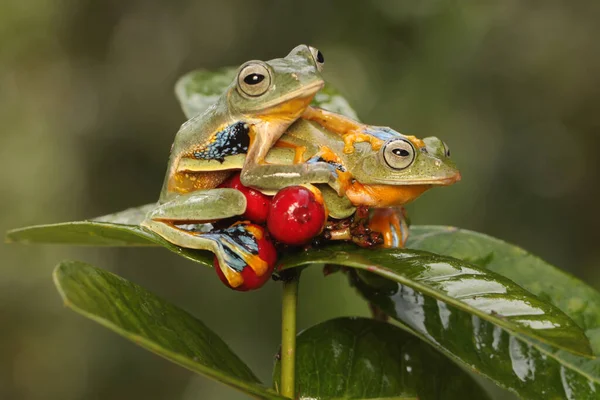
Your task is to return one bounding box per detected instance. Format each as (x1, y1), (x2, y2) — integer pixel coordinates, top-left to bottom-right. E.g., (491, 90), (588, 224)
(219, 173), (271, 224)
(267, 186), (326, 245)
(214, 224), (277, 291)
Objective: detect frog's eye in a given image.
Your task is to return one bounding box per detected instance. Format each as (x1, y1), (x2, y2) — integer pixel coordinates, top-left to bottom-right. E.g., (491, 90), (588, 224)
(238, 62), (272, 97)
(443, 142), (451, 157)
(382, 139), (415, 170)
(308, 46), (325, 72)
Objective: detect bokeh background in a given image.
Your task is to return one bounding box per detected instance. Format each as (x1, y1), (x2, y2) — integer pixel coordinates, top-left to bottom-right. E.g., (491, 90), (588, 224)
(2, 1), (599, 399)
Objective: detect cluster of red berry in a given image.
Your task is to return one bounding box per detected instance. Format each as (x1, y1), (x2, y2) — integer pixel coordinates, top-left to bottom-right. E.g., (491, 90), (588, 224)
(214, 174), (327, 291)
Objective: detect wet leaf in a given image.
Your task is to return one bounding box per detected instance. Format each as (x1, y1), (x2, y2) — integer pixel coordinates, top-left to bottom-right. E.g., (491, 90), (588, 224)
(54, 260), (284, 399)
(175, 68), (358, 119)
(406, 225), (600, 398)
(407, 226), (600, 347)
(272, 317), (490, 400)
(278, 244), (596, 399)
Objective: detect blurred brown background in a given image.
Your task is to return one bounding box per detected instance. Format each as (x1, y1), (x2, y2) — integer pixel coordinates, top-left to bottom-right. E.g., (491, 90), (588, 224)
(2, 1), (599, 399)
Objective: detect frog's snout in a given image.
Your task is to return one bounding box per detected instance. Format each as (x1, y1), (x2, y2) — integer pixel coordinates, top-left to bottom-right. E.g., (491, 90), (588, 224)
(445, 170), (462, 185)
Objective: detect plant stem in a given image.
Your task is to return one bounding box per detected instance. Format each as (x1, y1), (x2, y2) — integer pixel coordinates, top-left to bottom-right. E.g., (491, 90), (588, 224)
(281, 271), (300, 398)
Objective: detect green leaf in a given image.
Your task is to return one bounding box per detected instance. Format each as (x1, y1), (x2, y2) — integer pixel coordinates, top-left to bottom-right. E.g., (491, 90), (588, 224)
(175, 68), (358, 119)
(272, 317), (490, 400)
(407, 226), (600, 348)
(6, 221), (156, 246)
(5, 205), (213, 266)
(175, 67), (237, 119)
(278, 244), (596, 399)
(54, 260), (284, 399)
(406, 225), (600, 398)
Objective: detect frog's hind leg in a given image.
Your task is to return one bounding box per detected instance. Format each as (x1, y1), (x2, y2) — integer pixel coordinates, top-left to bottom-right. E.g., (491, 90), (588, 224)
(303, 106), (364, 134)
(302, 106), (385, 154)
(142, 220), (270, 288)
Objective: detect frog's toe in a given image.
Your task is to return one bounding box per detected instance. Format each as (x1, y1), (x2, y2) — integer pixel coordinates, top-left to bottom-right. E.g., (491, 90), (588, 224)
(367, 207), (408, 248)
(211, 222), (278, 291)
(214, 259), (245, 288)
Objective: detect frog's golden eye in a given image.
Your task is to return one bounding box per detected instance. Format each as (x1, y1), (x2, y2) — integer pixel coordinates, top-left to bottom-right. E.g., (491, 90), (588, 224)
(308, 46), (325, 72)
(443, 142), (451, 157)
(382, 139), (415, 170)
(238, 62), (271, 97)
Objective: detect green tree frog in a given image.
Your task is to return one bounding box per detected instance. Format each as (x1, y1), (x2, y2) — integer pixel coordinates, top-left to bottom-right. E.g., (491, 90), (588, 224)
(142, 115), (460, 288)
(161, 44), (336, 202)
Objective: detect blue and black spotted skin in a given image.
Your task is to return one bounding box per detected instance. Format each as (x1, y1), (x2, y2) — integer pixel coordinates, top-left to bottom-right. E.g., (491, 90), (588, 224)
(202, 224), (259, 272)
(307, 155), (346, 172)
(189, 122), (250, 163)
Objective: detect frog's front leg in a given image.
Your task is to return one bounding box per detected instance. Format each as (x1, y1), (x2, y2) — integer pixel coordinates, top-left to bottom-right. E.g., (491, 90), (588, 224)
(145, 188), (247, 223)
(239, 123), (338, 191)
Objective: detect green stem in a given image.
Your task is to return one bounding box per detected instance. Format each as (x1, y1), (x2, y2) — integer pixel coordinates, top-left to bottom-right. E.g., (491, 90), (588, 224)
(281, 271), (300, 398)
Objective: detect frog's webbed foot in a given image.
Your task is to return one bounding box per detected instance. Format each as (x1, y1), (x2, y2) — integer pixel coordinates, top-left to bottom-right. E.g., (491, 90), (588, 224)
(141, 220), (272, 288)
(319, 206), (408, 249)
(366, 207), (408, 248)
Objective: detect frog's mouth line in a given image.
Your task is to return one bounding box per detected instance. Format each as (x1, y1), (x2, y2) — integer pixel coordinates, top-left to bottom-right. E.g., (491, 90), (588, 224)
(257, 80), (325, 112)
(370, 171), (462, 187)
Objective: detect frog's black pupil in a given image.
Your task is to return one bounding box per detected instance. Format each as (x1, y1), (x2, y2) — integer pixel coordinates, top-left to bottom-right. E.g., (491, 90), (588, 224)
(316, 50), (325, 63)
(446, 149), (451, 157)
(244, 73), (265, 85)
(393, 148), (410, 157)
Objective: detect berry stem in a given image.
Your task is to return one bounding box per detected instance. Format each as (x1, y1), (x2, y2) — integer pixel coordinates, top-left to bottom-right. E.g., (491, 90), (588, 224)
(280, 270), (300, 398)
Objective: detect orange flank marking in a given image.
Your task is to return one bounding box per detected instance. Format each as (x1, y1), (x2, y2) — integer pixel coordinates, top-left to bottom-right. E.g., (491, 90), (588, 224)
(248, 125), (257, 151)
(274, 140), (306, 163)
(318, 146), (343, 164)
(311, 146), (355, 191)
(345, 182), (430, 207)
(184, 124), (227, 157)
(168, 170), (231, 194)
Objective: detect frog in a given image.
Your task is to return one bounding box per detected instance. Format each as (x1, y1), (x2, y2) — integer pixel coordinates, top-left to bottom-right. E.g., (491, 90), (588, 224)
(141, 113), (460, 288)
(160, 44), (337, 204)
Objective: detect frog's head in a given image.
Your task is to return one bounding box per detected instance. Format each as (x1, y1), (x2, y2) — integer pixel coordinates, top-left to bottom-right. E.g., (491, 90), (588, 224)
(343, 129), (461, 207)
(228, 45), (325, 123)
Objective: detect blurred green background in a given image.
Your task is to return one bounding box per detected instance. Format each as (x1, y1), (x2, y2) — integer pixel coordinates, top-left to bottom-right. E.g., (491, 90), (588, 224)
(2, 0), (599, 399)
